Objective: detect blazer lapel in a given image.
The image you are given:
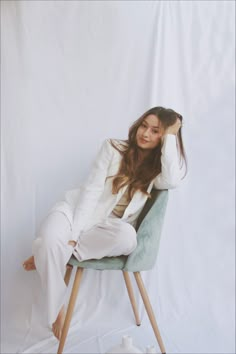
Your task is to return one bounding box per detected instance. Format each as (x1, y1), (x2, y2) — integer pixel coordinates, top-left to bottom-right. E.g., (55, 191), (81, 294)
(107, 179), (155, 219)
(115, 185), (128, 204)
(122, 180), (154, 219)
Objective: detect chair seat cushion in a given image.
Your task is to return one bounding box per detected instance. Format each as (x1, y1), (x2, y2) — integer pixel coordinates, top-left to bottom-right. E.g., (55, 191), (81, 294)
(68, 254), (127, 270)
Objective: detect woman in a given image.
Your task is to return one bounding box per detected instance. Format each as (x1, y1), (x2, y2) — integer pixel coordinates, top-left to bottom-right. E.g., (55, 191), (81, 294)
(23, 106), (187, 339)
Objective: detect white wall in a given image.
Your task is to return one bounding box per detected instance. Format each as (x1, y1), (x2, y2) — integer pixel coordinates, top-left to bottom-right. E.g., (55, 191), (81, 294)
(1, 1), (235, 353)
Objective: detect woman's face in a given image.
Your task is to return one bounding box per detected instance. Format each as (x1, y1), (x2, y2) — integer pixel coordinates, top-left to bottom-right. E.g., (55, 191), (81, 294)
(136, 114), (163, 150)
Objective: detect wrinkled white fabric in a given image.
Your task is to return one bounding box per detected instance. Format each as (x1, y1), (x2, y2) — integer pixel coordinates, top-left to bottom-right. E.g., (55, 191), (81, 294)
(32, 211), (137, 323)
(1, 1), (235, 354)
(73, 215), (137, 262)
(32, 212), (73, 324)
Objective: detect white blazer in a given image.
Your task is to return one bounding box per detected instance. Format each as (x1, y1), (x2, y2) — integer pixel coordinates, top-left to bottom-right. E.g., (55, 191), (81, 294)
(50, 134), (182, 241)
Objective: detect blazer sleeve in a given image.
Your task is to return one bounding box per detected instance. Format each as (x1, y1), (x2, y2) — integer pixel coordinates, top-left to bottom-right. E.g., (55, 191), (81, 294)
(153, 134), (182, 190)
(71, 139), (113, 241)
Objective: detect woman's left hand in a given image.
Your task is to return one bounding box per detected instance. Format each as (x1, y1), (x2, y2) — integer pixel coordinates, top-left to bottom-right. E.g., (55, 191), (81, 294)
(68, 240), (76, 247)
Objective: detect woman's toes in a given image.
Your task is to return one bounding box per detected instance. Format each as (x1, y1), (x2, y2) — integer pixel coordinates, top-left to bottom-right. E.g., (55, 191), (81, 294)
(22, 256), (36, 271)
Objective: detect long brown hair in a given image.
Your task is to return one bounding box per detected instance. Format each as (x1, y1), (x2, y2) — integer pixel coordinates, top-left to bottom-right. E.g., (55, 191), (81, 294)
(110, 106), (187, 198)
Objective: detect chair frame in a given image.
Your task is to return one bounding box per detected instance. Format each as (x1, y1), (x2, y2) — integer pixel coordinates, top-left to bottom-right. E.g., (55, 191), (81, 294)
(57, 267), (166, 354)
(57, 190), (168, 353)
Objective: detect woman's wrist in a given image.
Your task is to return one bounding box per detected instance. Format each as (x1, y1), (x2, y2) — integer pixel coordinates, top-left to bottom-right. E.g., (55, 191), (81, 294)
(162, 131), (176, 136)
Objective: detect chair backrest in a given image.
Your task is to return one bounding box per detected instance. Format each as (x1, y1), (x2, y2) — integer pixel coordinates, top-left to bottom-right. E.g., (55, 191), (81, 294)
(123, 189), (168, 272)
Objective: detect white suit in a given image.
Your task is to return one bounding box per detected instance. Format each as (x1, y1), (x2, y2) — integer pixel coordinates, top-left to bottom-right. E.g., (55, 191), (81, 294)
(32, 134), (182, 323)
(51, 134), (182, 240)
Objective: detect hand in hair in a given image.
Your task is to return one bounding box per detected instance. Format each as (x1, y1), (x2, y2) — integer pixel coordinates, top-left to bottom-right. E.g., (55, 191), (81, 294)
(163, 118), (182, 136)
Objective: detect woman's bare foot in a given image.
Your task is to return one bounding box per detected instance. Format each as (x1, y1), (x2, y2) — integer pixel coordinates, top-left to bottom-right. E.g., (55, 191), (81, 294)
(52, 306), (66, 340)
(22, 256), (36, 271)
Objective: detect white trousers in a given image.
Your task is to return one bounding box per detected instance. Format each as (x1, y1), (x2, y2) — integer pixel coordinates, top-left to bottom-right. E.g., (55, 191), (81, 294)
(32, 211), (137, 324)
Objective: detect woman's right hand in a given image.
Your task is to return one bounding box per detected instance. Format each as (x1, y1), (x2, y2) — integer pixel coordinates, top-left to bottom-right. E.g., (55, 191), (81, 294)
(163, 118), (182, 136)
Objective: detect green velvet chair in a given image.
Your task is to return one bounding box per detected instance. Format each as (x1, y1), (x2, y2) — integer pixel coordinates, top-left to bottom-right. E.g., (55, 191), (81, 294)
(57, 189), (168, 354)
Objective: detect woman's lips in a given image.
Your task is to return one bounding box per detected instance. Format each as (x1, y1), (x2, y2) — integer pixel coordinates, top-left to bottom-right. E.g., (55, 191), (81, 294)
(139, 138), (149, 144)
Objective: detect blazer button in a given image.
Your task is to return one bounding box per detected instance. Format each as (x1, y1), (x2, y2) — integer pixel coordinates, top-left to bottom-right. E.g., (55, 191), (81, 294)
(128, 214), (133, 218)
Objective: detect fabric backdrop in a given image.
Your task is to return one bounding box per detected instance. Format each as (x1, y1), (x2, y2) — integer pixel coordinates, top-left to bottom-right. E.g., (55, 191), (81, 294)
(1, 1), (235, 353)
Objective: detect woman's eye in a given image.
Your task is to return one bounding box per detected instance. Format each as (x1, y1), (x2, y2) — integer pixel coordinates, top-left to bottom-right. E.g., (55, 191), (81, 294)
(152, 130), (159, 134)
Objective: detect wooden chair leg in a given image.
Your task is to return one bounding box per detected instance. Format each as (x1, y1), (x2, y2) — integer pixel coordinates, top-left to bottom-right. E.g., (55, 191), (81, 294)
(133, 272), (166, 354)
(57, 267), (84, 354)
(64, 265), (73, 286)
(122, 271), (141, 326)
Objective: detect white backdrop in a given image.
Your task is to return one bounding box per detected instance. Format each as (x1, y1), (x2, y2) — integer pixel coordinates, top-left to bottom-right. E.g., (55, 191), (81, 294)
(1, 1), (235, 353)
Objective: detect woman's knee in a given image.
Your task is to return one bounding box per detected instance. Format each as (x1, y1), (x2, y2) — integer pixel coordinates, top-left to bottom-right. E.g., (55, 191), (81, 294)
(127, 232), (137, 253)
(119, 222), (137, 254)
